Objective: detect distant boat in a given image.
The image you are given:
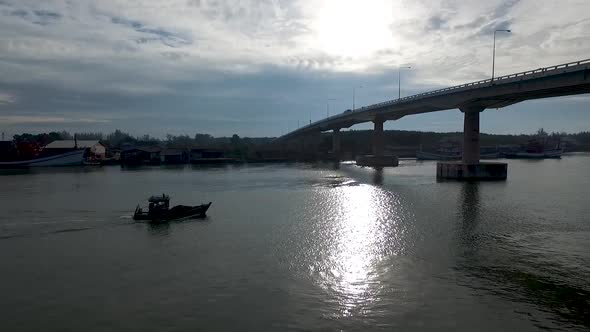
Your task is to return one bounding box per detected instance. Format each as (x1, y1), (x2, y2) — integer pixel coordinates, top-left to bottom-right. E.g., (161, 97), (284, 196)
(502, 137), (563, 159)
(416, 150), (460, 160)
(416, 143), (499, 160)
(133, 194), (212, 223)
(0, 149), (85, 168)
(416, 151), (500, 160)
(503, 149), (563, 159)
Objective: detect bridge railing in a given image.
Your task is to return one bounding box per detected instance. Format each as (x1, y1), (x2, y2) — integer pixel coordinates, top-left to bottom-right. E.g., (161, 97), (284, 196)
(291, 58), (590, 135)
(360, 58), (590, 112)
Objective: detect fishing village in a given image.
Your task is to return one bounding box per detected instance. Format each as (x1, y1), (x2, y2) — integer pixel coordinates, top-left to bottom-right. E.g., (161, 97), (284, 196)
(1, 128), (588, 167)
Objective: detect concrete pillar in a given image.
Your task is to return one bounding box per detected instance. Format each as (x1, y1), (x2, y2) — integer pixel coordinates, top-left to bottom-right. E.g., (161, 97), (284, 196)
(356, 116), (398, 167)
(438, 105), (506, 180)
(298, 137), (305, 161)
(460, 106), (484, 164)
(332, 128), (341, 155)
(357, 118), (398, 167)
(373, 118), (384, 157)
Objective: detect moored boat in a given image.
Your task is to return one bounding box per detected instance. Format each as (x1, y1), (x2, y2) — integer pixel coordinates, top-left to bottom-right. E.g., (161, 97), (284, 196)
(0, 149), (85, 168)
(502, 137), (563, 159)
(416, 142), (500, 160)
(416, 150), (460, 160)
(503, 149), (563, 159)
(133, 194), (212, 222)
(416, 142), (461, 160)
(416, 150), (500, 160)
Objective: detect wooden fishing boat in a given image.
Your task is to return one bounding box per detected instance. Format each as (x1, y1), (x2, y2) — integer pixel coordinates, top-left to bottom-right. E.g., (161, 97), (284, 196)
(133, 194), (211, 222)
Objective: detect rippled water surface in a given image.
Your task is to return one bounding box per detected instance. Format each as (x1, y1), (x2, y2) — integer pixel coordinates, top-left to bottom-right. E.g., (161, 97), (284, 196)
(1, 155), (589, 331)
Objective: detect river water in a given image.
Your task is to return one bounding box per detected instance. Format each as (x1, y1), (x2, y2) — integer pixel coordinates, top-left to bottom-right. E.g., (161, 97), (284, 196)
(1, 155), (589, 331)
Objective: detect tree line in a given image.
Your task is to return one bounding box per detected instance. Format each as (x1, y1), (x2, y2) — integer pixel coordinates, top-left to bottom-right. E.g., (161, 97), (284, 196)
(10, 128), (590, 155)
(315, 128), (590, 155)
(12, 130), (275, 147)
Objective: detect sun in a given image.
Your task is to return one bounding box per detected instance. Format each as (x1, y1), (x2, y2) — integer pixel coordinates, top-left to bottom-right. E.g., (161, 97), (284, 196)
(311, 0), (394, 58)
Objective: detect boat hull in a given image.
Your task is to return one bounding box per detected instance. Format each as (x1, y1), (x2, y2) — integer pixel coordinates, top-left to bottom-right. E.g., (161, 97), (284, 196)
(416, 151), (460, 161)
(0, 150), (85, 168)
(133, 202), (212, 222)
(416, 151), (499, 160)
(503, 149), (563, 159)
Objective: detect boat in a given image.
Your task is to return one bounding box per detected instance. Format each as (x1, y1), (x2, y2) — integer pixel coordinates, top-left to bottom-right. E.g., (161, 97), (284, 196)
(415, 151), (500, 160)
(502, 137), (563, 159)
(133, 194), (212, 222)
(416, 143), (500, 160)
(0, 138), (89, 168)
(503, 149), (563, 159)
(0, 149), (85, 168)
(416, 150), (460, 160)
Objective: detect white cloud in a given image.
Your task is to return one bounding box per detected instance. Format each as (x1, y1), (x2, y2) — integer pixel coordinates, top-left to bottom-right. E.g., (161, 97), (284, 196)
(1, 0), (589, 89)
(0, 115), (110, 124)
(0, 0), (588, 135)
(0, 92), (16, 104)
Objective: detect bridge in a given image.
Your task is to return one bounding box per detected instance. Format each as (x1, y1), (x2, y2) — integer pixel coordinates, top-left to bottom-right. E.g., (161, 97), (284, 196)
(276, 59), (590, 179)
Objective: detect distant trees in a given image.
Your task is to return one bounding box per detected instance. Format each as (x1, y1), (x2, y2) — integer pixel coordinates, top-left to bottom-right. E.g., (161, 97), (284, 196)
(13, 131), (69, 146)
(165, 134), (193, 149)
(569, 131), (590, 147)
(536, 128), (548, 137)
(75, 132), (104, 140)
(228, 134), (243, 158)
(230, 134), (241, 146)
(194, 133), (214, 146)
(106, 129), (135, 147)
(9, 128), (277, 153)
(10, 128), (590, 156)
(58, 131), (73, 140)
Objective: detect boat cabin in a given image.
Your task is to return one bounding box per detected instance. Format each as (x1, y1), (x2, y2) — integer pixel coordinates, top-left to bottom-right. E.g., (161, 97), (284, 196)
(148, 194), (170, 212)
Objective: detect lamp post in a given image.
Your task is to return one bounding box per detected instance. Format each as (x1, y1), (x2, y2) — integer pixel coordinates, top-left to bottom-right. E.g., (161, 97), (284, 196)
(398, 66), (411, 100)
(353, 86), (363, 110)
(492, 29), (511, 82)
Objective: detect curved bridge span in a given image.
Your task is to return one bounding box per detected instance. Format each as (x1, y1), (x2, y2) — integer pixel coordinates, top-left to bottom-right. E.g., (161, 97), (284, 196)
(276, 59), (590, 179)
(279, 59), (590, 140)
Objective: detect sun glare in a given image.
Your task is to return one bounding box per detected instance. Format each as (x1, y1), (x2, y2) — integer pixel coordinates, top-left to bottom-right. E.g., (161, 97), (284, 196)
(311, 179), (403, 316)
(312, 0), (394, 58)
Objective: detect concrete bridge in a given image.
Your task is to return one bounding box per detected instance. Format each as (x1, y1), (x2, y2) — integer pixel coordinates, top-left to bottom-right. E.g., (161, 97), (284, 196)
(276, 59), (590, 179)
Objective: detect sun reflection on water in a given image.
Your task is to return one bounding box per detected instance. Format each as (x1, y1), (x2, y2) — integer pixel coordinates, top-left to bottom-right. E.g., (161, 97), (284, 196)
(312, 180), (407, 317)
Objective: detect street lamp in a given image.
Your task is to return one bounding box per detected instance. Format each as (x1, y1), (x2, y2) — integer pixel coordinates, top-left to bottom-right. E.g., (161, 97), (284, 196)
(327, 98), (336, 118)
(353, 86), (363, 110)
(492, 29), (511, 82)
(398, 66), (411, 100)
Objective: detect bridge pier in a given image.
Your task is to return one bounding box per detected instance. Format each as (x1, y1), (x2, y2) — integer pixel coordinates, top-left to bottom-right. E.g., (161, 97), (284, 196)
(462, 109), (480, 164)
(331, 128), (341, 160)
(356, 118), (399, 167)
(373, 118), (384, 157)
(437, 106), (507, 180)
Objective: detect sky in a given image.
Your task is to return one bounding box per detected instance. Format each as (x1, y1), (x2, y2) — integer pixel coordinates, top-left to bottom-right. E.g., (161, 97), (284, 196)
(0, 0), (589, 139)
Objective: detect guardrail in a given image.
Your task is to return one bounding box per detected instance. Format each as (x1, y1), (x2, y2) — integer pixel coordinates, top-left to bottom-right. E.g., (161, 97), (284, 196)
(288, 58), (590, 136)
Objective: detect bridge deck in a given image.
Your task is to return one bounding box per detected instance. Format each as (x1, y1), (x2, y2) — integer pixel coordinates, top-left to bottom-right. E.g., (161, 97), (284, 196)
(278, 59), (590, 141)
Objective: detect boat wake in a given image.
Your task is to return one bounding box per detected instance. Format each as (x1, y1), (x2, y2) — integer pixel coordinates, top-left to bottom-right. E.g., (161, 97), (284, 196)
(49, 227), (93, 234)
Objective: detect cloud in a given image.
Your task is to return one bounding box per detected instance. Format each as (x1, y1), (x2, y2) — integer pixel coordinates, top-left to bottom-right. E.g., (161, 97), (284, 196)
(7, 8), (62, 26)
(0, 92), (15, 104)
(0, 115), (110, 124)
(110, 16), (192, 48)
(0, 0), (588, 137)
